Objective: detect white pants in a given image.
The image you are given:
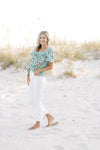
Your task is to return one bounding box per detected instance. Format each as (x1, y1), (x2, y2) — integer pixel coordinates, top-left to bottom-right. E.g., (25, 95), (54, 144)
(29, 71), (48, 121)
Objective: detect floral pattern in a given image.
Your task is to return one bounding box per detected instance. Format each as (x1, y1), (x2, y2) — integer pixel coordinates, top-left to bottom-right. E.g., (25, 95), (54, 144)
(26, 47), (55, 76)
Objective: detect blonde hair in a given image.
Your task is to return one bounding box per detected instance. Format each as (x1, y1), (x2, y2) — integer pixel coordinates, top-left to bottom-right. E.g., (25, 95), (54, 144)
(35, 31), (49, 52)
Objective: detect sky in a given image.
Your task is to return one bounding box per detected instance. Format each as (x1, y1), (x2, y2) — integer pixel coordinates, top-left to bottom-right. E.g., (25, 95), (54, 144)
(0, 0), (100, 48)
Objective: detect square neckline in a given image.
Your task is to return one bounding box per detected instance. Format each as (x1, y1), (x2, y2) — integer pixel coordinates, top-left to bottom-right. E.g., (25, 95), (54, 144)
(37, 47), (50, 53)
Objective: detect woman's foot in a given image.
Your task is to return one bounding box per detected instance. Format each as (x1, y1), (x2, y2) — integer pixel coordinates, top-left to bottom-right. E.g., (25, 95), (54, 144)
(46, 121), (59, 127)
(46, 113), (55, 127)
(28, 121), (40, 130)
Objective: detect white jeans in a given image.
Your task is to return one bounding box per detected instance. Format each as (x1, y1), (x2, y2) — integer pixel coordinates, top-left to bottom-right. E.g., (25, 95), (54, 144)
(29, 71), (48, 121)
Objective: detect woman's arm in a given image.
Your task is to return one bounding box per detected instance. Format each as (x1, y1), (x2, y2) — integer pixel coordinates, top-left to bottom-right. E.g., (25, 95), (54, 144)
(34, 62), (53, 75)
(27, 73), (30, 86)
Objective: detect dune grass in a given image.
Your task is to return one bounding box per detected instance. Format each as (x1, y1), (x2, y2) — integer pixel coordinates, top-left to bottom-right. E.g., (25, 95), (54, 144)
(0, 40), (100, 70)
(63, 59), (77, 78)
(0, 52), (18, 69)
(63, 70), (77, 78)
(0, 48), (32, 69)
(52, 40), (100, 62)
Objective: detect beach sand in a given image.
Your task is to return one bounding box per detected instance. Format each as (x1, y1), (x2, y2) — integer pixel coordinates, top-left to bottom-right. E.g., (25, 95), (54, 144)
(0, 59), (100, 150)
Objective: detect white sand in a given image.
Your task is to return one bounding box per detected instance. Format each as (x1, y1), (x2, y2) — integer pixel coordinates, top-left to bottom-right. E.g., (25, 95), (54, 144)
(0, 60), (100, 150)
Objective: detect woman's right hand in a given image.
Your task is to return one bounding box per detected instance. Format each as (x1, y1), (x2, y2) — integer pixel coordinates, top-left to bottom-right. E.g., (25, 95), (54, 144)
(27, 74), (30, 86)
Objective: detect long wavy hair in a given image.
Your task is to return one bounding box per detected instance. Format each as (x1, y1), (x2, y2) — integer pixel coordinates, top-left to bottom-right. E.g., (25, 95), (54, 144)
(35, 31), (49, 52)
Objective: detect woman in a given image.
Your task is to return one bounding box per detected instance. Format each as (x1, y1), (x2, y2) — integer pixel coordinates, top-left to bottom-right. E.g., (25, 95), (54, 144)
(26, 31), (58, 130)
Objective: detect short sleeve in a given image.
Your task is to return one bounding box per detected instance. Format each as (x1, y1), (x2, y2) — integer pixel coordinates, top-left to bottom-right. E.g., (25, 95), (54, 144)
(46, 48), (55, 62)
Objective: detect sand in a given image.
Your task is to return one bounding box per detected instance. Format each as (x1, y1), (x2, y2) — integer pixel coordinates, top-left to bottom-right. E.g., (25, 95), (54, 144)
(0, 59), (100, 150)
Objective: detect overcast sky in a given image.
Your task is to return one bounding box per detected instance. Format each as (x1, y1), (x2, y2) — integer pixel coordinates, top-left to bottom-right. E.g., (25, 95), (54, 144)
(0, 0), (100, 47)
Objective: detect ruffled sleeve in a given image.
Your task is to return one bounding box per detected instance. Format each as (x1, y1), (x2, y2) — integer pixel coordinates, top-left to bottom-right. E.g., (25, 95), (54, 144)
(26, 48), (35, 74)
(46, 48), (55, 62)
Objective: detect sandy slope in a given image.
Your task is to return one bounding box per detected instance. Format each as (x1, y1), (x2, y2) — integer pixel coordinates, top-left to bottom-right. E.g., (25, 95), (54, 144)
(0, 60), (100, 150)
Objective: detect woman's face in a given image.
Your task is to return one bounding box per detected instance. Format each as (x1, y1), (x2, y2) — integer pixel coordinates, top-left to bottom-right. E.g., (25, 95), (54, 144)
(39, 34), (48, 46)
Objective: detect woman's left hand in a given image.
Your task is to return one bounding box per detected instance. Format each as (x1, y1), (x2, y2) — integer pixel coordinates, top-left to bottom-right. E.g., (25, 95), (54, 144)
(34, 69), (41, 75)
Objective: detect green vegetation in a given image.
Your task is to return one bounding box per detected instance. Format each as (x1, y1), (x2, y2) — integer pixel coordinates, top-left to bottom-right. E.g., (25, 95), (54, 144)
(52, 40), (100, 62)
(0, 40), (100, 72)
(63, 70), (77, 78)
(0, 48), (32, 69)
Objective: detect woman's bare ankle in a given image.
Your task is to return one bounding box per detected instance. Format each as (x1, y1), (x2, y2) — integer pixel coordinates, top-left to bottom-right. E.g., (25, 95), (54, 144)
(28, 121), (40, 130)
(35, 121), (40, 126)
(46, 113), (54, 120)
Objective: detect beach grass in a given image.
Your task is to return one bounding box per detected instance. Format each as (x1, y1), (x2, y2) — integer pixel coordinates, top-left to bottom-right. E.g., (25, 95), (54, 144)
(0, 48), (32, 69)
(52, 40), (100, 62)
(0, 52), (18, 69)
(0, 40), (100, 70)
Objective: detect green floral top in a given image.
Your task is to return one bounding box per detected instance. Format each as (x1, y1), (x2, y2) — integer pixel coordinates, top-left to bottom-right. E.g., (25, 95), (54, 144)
(26, 47), (55, 76)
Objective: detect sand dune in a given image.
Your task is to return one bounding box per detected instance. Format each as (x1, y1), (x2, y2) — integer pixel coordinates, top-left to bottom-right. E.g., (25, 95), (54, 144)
(0, 60), (100, 150)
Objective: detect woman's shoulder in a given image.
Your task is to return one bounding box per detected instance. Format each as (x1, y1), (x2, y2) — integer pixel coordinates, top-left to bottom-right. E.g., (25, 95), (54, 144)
(45, 47), (55, 62)
(46, 47), (54, 53)
(46, 47), (55, 56)
(48, 47), (53, 50)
